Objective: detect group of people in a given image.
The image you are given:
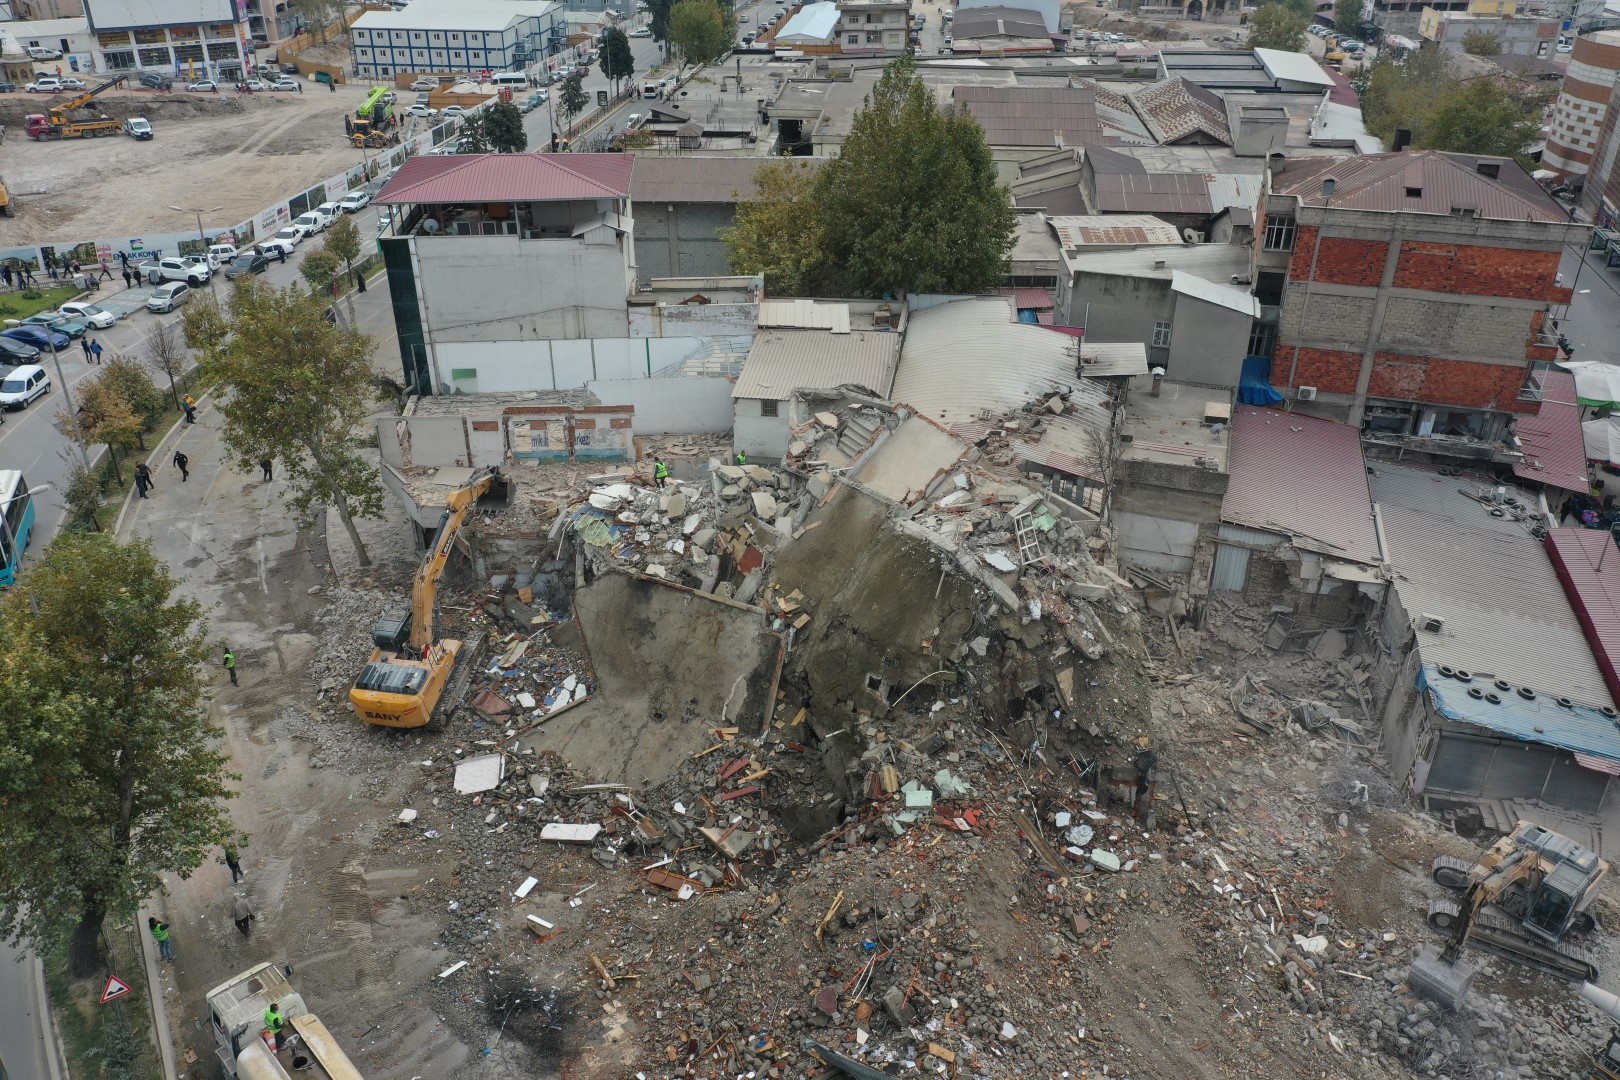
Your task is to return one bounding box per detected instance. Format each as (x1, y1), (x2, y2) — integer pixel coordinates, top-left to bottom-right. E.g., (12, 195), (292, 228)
(78, 336), (104, 364)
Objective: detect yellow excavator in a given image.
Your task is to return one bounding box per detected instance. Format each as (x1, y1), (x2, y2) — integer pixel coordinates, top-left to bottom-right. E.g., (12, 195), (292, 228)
(350, 467), (511, 728)
(1411, 820), (1607, 1010)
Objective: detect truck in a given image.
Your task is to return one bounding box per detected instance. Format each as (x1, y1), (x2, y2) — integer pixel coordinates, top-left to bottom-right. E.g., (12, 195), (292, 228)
(346, 85), (396, 144)
(24, 75), (127, 140)
(206, 962), (364, 1080)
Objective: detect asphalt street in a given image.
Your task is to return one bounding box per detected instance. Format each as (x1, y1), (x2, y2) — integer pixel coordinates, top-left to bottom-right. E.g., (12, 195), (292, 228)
(0, 939), (56, 1080)
(1558, 242), (1620, 369)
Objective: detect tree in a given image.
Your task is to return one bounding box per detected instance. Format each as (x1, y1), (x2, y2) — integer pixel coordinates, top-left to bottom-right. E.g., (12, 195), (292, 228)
(97, 356), (165, 441)
(288, 0), (344, 43)
(1247, 4), (1309, 51)
(647, 0), (676, 54)
(62, 378), (143, 478)
(719, 160), (826, 295)
(325, 213), (363, 283)
(814, 57), (1015, 297)
(146, 319), (189, 411)
(1359, 47), (1452, 146)
(463, 100), (528, 153)
(670, 0), (731, 66)
(0, 533), (236, 975)
(559, 71), (588, 134)
(300, 249), (342, 296)
(190, 283), (385, 566)
(1333, 0), (1365, 35)
(60, 452), (103, 533)
(1420, 78), (1541, 157)
(1461, 29), (1502, 54)
(602, 27), (636, 96)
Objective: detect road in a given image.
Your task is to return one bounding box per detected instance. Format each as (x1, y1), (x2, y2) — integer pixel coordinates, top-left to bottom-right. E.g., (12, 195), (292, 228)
(0, 939), (56, 1080)
(523, 17), (669, 148)
(1558, 241), (1620, 368)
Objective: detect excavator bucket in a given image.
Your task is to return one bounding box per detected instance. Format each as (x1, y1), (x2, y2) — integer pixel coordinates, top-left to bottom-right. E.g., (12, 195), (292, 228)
(1409, 945), (1476, 1011)
(477, 472), (513, 508)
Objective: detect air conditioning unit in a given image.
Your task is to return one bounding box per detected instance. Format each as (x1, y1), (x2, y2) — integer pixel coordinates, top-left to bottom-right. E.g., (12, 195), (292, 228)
(1418, 613), (1445, 633)
(1297, 385), (1318, 401)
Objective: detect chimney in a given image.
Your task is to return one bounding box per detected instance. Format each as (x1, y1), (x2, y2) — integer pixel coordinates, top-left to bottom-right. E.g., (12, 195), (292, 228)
(1153, 259), (1167, 270)
(1321, 177), (1336, 198)
(1151, 366), (1165, 396)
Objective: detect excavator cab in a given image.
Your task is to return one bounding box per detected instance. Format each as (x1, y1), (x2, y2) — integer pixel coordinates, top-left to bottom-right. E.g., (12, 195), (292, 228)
(1527, 862), (1585, 940)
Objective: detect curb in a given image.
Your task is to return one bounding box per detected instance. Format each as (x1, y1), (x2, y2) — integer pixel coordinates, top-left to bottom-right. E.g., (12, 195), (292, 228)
(111, 390), (214, 538)
(135, 907), (180, 1080)
(28, 949), (67, 1080)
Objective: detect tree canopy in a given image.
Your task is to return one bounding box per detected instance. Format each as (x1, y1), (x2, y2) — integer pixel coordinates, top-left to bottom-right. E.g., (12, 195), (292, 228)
(719, 160), (827, 296)
(813, 57), (1014, 296)
(558, 71), (588, 132)
(1360, 49), (1543, 158)
(669, 0), (733, 66)
(646, 0), (675, 51)
(183, 283), (386, 566)
(1248, 4), (1309, 51)
(0, 534), (235, 974)
(463, 100), (528, 153)
(1461, 29), (1502, 55)
(602, 27), (636, 91)
(1333, 0), (1365, 36)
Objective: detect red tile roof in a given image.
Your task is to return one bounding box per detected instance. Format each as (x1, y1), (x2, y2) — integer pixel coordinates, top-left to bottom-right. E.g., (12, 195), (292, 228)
(1223, 406), (1381, 564)
(1544, 527), (1620, 707)
(1515, 369), (1590, 495)
(377, 153), (634, 205)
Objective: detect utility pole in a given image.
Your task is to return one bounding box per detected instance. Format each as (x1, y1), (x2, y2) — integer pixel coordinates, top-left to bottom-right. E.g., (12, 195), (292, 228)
(169, 204), (225, 289)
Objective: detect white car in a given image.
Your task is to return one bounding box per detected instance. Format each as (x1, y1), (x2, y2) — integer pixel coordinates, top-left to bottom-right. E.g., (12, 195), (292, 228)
(1558, 41), (1573, 52)
(269, 76), (300, 91)
(441, 105), (467, 118)
(377, 208), (393, 231)
(208, 243), (239, 267)
(260, 236), (297, 257)
(406, 103), (436, 118)
(630, 26), (652, 36)
(292, 212), (327, 236)
(57, 301), (117, 328)
(26, 77), (64, 93)
(187, 80), (219, 92)
(316, 202), (343, 224)
(271, 226), (305, 247)
(338, 190), (372, 213)
(241, 78), (271, 91)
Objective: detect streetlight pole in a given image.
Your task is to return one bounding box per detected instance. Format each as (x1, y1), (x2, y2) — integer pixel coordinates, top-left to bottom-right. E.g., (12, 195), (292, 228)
(44, 336), (90, 469)
(169, 204), (225, 287)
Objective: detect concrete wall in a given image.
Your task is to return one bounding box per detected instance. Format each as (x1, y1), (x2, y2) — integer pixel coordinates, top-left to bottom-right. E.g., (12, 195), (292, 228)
(1168, 294), (1252, 389)
(634, 202), (737, 281)
(627, 300), (759, 339)
(1115, 512), (1201, 572)
(374, 405), (636, 468)
(735, 398), (791, 460)
(588, 376), (735, 434)
(1064, 272), (1174, 358)
(1113, 456), (1228, 571)
(430, 335), (724, 393)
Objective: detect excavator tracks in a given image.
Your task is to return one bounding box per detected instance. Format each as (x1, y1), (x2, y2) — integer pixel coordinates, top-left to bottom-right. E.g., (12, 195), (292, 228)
(1427, 899), (1599, 982)
(1432, 855), (1475, 890)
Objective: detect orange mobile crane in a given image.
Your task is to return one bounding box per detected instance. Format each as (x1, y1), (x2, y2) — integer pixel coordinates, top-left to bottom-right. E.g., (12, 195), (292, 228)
(24, 75), (129, 140)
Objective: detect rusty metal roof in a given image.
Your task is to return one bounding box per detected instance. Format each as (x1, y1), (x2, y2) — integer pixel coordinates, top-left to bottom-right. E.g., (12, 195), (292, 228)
(1047, 213), (1184, 247)
(1093, 171), (1213, 215)
(953, 85), (1111, 148)
(1272, 150), (1568, 223)
(377, 153), (634, 205)
(1544, 527), (1620, 708)
(1128, 77), (1232, 146)
(1514, 369), (1590, 496)
(1222, 406), (1381, 564)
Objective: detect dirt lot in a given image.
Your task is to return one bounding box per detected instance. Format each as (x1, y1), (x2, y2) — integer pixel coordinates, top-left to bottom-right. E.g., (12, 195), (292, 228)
(0, 82), (392, 244)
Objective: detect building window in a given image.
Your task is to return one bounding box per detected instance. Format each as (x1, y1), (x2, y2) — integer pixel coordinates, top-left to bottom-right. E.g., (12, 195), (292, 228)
(848, 33), (860, 42)
(761, 400), (779, 417)
(1246, 321), (1276, 358)
(1152, 322), (1172, 348)
(1261, 215), (1296, 251)
(867, 31), (881, 40)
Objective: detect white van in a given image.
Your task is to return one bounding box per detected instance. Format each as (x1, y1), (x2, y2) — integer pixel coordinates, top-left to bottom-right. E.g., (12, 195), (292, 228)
(0, 365), (51, 410)
(491, 71), (528, 88)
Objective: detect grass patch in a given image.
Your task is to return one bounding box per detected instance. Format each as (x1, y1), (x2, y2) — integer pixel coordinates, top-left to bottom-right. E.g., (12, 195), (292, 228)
(42, 926), (163, 1080)
(0, 285), (82, 321)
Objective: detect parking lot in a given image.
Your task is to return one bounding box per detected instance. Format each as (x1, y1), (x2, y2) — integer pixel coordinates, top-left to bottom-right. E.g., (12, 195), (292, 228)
(0, 80), (412, 244)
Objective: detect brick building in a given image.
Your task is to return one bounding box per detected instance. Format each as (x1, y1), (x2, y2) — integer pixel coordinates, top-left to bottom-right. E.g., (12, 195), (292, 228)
(1258, 151), (1584, 447)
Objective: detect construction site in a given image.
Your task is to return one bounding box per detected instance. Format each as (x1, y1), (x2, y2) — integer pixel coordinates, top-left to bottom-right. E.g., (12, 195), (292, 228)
(125, 361), (1620, 1080)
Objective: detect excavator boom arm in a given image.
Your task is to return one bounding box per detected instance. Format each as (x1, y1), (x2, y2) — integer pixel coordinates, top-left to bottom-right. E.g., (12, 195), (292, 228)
(407, 467), (500, 649)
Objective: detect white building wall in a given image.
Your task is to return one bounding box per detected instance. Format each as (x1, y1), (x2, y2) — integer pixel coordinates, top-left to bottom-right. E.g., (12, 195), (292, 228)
(428, 336), (724, 393)
(588, 377), (734, 433)
(735, 399), (790, 460)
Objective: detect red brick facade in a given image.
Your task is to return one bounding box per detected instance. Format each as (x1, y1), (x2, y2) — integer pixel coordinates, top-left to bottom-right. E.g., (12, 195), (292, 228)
(1280, 346), (1362, 395)
(1390, 243), (1560, 300)
(1369, 354), (1536, 414)
(1312, 236), (1389, 286)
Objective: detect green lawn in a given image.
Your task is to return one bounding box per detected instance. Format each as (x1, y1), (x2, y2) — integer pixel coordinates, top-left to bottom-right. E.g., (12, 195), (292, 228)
(0, 285), (82, 321)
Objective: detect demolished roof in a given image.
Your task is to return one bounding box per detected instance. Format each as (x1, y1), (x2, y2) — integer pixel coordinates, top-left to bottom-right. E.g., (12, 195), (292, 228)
(1222, 406), (1380, 565)
(1513, 369), (1589, 496)
(732, 329), (901, 401)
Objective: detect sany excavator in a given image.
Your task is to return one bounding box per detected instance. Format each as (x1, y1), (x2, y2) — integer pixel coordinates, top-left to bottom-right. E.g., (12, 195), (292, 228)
(1410, 820), (1607, 1010)
(24, 75), (127, 140)
(350, 467), (511, 729)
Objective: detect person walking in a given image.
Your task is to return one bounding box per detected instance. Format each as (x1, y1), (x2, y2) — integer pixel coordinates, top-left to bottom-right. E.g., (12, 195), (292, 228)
(117, 250), (128, 269)
(173, 449), (190, 482)
(98, 259), (113, 281)
(148, 917), (174, 962)
(274, 244), (285, 264)
(133, 462), (153, 498)
(224, 845), (243, 882)
(224, 647), (238, 686)
(183, 395), (197, 425)
(260, 458), (273, 482)
(231, 896), (255, 937)
(79, 336), (91, 362)
(1, 266), (10, 289)
(653, 458), (669, 489)
(121, 267), (133, 290)
(90, 339), (103, 364)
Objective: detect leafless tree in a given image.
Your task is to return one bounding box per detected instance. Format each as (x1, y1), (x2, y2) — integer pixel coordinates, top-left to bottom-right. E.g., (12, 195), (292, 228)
(147, 319), (188, 410)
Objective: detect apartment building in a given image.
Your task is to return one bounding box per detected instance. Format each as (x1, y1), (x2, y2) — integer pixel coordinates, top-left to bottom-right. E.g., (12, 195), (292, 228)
(833, 0), (908, 55)
(1257, 151), (1584, 449)
(85, 0), (249, 79)
(350, 0), (564, 79)
(1544, 28), (1620, 178)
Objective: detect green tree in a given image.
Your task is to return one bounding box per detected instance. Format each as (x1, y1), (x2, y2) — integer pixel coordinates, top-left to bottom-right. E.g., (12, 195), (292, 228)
(189, 283), (385, 566)
(97, 356), (165, 438)
(814, 57), (1015, 296)
(1359, 47), (1452, 146)
(62, 378), (143, 476)
(559, 71), (588, 134)
(719, 160), (826, 295)
(1420, 78), (1541, 157)
(1333, 0), (1365, 35)
(670, 0), (732, 66)
(602, 27), (636, 95)
(647, 0), (675, 54)
(1247, 4), (1309, 51)
(325, 213), (363, 284)
(300, 249), (342, 296)
(0, 533), (236, 975)
(1461, 29), (1502, 54)
(60, 453), (103, 533)
(463, 100), (528, 153)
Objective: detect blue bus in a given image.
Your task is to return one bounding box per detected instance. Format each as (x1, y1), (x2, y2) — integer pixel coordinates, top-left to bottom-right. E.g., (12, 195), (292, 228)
(0, 470), (37, 587)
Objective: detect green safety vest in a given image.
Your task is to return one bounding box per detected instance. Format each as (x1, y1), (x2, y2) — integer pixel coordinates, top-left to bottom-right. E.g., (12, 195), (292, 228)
(654, 462), (668, 479)
(150, 922), (169, 942)
(265, 1008), (284, 1034)
(736, 452), (746, 465)
(224, 652), (236, 669)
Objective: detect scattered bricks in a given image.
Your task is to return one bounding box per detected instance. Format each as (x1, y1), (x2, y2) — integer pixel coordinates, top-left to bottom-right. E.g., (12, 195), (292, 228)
(927, 1042), (956, 1064)
(1071, 913), (1092, 935)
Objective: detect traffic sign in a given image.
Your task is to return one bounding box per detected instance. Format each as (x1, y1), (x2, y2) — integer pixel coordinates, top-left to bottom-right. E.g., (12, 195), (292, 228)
(100, 974), (133, 1004)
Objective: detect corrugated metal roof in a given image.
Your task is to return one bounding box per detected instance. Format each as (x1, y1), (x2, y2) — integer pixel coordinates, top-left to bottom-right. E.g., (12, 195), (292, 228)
(1272, 151), (1568, 223)
(732, 329), (900, 400)
(954, 6), (1049, 38)
(1171, 270), (1260, 317)
(1514, 370), (1589, 495)
(1252, 47), (1336, 87)
(1093, 172), (1214, 215)
(353, 0), (557, 31)
(1017, 383), (1118, 479)
(1422, 666), (1620, 763)
(1368, 461), (1543, 536)
(1544, 527), (1620, 708)
(892, 297), (1083, 424)
(1078, 341), (1150, 376)
(1222, 406), (1380, 564)
(757, 299), (851, 332)
(953, 85), (1110, 148)
(1016, 187), (1089, 215)
(990, 287), (1055, 310)
(377, 153), (633, 205)
(1128, 77), (1233, 145)
(1047, 214), (1183, 247)
(631, 158), (821, 205)
(1085, 146), (1148, 175)
(778, 0), (839, 41)
(1380, 504), (1615, 708)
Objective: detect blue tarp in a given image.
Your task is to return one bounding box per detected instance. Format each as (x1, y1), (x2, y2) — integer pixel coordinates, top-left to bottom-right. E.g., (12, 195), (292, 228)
(1419, 665), (1620, 765)
(1017, 308), (1039, 324)
(1238, 355), (1285, 407)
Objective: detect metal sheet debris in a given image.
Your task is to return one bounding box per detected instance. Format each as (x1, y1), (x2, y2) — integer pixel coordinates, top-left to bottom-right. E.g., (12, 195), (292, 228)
(540, 823), (603, 844)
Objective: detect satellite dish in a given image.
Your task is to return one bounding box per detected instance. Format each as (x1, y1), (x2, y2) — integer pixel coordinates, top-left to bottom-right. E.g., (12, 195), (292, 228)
(421, 217), (440, 234)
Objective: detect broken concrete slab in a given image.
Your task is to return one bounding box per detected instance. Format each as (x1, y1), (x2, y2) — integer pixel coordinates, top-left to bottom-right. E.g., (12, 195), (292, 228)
(699, 825), (757, 858)
(751, 491), (780, 519)
(933, 769), (971, 798)
(540, 822), (604, 844)
(453, 753), (506, 794)
(983, 550), (1018, 574)
(901, 780), (934, 809)
(1090, 849), (1121, 872)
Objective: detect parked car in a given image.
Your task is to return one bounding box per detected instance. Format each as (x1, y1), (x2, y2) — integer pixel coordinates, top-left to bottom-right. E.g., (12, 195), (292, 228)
(57, 301), (118, 328)
(187, 79), (219, 92)
(293, 210), (329, 235)
(377, 208), (393, 231)
(316, 201), (343, 222)
(14, 312), (88, 338)
(1558, 40), (1573, 51)
(630, 26), (652, 36)
(146, 282), (191, 313)
(241, 78), (271, 90)
(56, 77), (85, 91)
(379, 90), (397, 104)
(138, 73), (173, 91)
(0, 336), (40, 364)
(223, 251), (270, 280)
(0, 365), (51, 410)
(337, 190), (372, 212)
(441, 104), (467, 118)
(142, 256), (211, 286)
(207, 243), (239, 267)
(26, 46), (63, 61)
(0, 81), (18, 93)
(737, 13), (750, 21)
(406, 103), (437, 118)
(25, 77), (63, 93)
(269, 76), (300, 91)
(122, 116), (153, 138)
(270, 226), (304, 248)
(1, 325), (70, 351)
(409, 77), (438, 90)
